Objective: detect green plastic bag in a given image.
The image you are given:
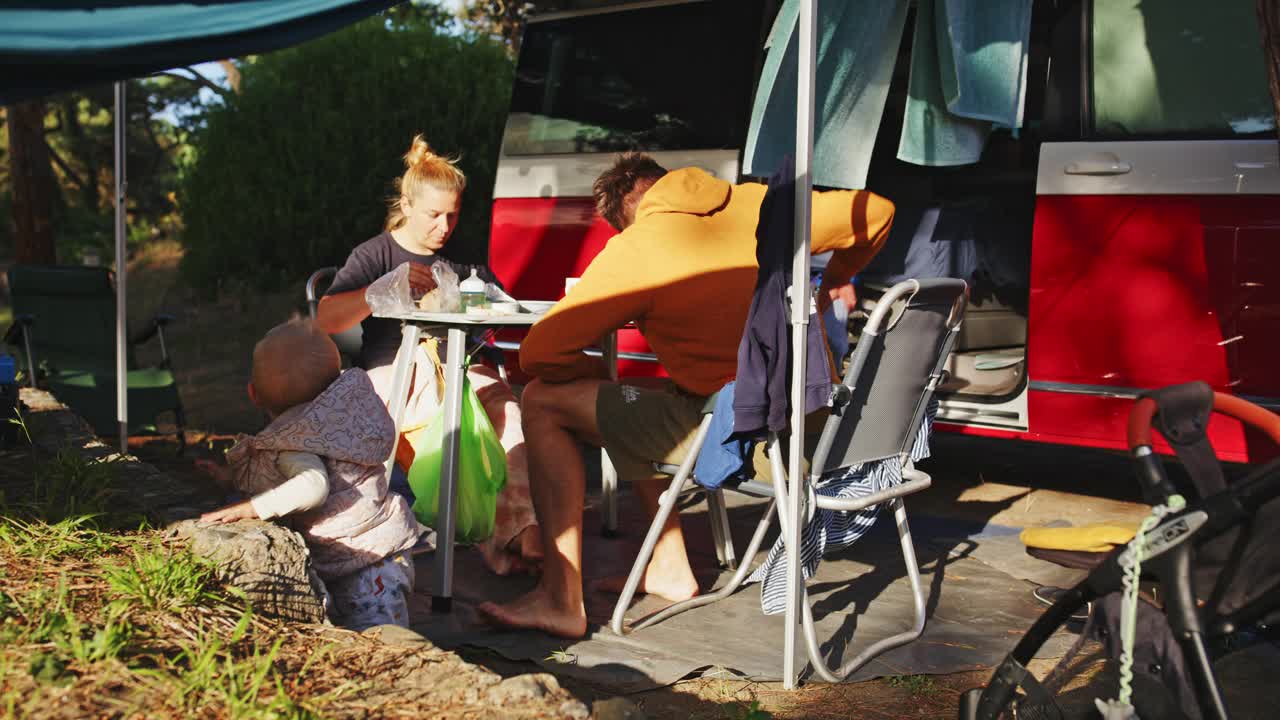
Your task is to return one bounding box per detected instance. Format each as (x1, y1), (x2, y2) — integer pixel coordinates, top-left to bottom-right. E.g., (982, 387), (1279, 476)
(407, 372), (507, 543)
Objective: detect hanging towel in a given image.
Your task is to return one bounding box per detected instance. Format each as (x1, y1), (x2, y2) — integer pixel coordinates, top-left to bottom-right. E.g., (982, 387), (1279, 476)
(743, 0), (909, 189)
(693, 382), (755, 491)
(896, 0), (992, 166)
(935, 0), (1034, 127)
(750, 401), (938, 615)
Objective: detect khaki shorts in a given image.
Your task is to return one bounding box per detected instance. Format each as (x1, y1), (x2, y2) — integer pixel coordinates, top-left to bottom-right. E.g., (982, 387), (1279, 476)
(596, 383), (827, 486)
(597, 382), (708, 486)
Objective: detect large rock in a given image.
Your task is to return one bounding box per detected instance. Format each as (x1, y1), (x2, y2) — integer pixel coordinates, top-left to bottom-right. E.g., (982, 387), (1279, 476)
(169, 518), (329, 624)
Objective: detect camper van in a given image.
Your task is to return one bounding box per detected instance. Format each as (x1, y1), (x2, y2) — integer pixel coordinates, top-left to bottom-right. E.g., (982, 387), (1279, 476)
(487, 0), (1280, 463)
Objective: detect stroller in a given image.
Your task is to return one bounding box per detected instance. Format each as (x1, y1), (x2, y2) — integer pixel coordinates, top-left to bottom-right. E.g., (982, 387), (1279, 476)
(960, 382), (1280, 720)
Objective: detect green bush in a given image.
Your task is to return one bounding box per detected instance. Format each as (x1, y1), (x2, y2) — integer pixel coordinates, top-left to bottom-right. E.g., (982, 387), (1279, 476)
(179, 16), (514, 292)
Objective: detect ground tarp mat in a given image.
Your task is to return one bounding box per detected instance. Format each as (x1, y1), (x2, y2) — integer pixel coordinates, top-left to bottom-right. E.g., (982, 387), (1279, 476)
(916, 515), (1090, 590)
(409, 490), (1078, 692)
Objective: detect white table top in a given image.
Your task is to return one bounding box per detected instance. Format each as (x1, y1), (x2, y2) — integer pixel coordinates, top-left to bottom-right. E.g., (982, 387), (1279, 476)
(372, 300), (554, 326)
(373, 310), (544, 326)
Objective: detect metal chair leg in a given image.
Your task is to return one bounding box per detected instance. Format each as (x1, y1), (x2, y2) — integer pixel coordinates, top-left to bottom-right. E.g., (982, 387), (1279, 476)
(609, 461), (691, 635)
(707, 489), (737, 570)
(609, 415), (714, 634)
(798, 497), (928, 682)
(767, 441), (930, 684)
(601, 450), (619, 538)
(626, 499), (776, 633)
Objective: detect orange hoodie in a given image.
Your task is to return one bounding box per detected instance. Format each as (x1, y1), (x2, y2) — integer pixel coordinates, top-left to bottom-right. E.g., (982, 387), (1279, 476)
(519, 168), (894, 395)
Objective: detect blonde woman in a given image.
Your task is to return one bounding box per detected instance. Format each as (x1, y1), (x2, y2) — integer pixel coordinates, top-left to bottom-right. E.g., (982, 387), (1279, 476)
(316, 135), (540, 576)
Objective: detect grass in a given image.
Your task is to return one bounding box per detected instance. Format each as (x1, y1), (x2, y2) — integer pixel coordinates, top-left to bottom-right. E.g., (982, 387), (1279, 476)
(724, 700), (772, 720)
(8, 443), (128, 526)
(887, 674), (939, 696)
(0, 492), (327, 718)
(0, 430), (571, 720)
(153, 611), (319, 720)
(105, 547), (222, 613)
(0, 515), (121, 561)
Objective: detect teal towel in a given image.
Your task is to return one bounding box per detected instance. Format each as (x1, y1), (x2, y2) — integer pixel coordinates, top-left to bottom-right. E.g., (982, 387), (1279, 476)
(744, 0), (909, 190)
(937, 0), (1033, 126)
(898, 0), (1032, 166)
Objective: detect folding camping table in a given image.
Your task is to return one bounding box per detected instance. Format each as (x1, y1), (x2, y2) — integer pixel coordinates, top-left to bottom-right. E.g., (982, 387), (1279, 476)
(374, 306), (621, 612)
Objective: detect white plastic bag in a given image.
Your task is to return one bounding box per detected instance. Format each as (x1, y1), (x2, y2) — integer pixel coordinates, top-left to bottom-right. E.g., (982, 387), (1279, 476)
(418, 262), (460, 312)
(363, 261), (462, 315)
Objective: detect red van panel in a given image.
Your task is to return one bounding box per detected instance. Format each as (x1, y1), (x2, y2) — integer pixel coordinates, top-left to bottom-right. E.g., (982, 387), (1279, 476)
(1024, 193), (1280, 462)
(488, 196), (667, 384)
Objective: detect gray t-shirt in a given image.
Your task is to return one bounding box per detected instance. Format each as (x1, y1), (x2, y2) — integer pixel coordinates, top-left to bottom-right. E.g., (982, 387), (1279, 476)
(325, 231), (499, 369)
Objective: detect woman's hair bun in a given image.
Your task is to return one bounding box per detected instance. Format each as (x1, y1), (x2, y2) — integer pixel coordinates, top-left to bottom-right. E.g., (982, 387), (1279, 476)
(404, 134), (435, 168)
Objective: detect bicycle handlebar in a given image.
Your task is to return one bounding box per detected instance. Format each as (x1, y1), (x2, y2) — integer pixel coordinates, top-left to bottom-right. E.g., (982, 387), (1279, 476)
(1128, 393), (1280, 451)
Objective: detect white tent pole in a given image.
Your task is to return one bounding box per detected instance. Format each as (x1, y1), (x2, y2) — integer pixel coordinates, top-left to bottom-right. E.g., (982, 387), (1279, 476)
(113, 80), (128, 455)
(783, 0), (816, 691)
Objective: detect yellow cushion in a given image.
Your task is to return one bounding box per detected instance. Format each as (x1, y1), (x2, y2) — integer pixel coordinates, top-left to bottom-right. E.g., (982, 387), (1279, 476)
(1020, 524), (1136, 553)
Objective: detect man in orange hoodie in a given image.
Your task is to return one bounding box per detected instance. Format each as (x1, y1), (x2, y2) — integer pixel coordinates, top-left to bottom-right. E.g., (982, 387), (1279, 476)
(479, 153), (894, 639)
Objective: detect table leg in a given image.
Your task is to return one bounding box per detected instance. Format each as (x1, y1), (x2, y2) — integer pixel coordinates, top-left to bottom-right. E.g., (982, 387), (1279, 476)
(600, 331), (620, 538)
(432, 326), (468, 613)
(384, 323), (423, 476)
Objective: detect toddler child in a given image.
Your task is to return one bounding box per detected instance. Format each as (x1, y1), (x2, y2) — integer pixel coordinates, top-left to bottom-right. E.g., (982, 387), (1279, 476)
(198, 320), (421, 629)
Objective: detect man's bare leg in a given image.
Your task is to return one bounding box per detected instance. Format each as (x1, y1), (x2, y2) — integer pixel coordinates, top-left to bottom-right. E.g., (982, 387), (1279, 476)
(478, 378), (604, 639)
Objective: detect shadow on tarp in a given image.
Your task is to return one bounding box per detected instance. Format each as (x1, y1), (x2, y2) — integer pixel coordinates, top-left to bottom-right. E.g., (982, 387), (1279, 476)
(913, 513), (1090, 590)
(409, 488), (1079, 693)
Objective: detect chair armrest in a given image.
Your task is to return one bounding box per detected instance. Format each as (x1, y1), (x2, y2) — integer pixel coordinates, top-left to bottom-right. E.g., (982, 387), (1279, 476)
(3, 315), (30, 345)
(4, 314), (33, 345)
(131, 313), (175, 346)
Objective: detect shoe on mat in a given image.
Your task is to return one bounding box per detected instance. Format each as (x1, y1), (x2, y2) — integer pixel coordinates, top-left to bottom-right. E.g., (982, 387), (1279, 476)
(1033, 585), (1091, 623)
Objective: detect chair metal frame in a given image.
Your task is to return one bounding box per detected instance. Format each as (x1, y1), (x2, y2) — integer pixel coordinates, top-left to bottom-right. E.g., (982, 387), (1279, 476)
(608, 278), (967, 683)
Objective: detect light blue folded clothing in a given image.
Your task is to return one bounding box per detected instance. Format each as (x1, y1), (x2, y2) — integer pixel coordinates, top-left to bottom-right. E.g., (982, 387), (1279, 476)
(744, 0), (909, 189)
(898, 0), (1032, 166)
(694, 382), (753, 492)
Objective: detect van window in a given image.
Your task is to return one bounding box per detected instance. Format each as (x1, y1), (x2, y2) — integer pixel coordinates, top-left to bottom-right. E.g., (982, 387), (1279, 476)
(503, 0), (766, 156)
(1092, 0), (1276, 138)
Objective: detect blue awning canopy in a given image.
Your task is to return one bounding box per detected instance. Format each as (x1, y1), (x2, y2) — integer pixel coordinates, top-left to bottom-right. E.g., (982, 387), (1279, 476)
(0, 0), (399, 103)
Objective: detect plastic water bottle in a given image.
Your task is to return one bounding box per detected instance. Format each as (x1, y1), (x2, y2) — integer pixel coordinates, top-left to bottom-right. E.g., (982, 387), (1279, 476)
(0, 354), (17, 447)
(460, 269), (487, 311)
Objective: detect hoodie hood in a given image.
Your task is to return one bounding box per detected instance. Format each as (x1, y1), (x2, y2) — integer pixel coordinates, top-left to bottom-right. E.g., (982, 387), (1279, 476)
(230, 368), (394, 468)
(635, 167), (731, 220)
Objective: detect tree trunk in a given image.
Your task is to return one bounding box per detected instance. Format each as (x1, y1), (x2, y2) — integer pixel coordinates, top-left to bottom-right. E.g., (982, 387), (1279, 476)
(218, 60), (242, 94)
(6, 100), (57, 265)
(1260, 0), (1280, 139)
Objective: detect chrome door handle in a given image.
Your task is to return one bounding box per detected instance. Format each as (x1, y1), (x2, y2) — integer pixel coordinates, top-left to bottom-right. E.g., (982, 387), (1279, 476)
(1064, 152), (1132, 176)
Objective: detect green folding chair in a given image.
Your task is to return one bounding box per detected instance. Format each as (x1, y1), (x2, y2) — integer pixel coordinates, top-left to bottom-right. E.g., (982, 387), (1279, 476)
(3, 265), (185, 449)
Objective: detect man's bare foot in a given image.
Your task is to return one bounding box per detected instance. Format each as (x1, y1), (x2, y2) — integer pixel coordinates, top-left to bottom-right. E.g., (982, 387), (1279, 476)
(478, 589), (587, 639)
(593, 569), (699, 603)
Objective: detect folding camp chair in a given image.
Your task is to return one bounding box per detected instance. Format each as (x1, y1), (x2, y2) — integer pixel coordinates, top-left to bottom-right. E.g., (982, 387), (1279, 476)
(305, 266), (364, 364)
(3, 265), (185, 446)
(609, 277), (967, 682)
